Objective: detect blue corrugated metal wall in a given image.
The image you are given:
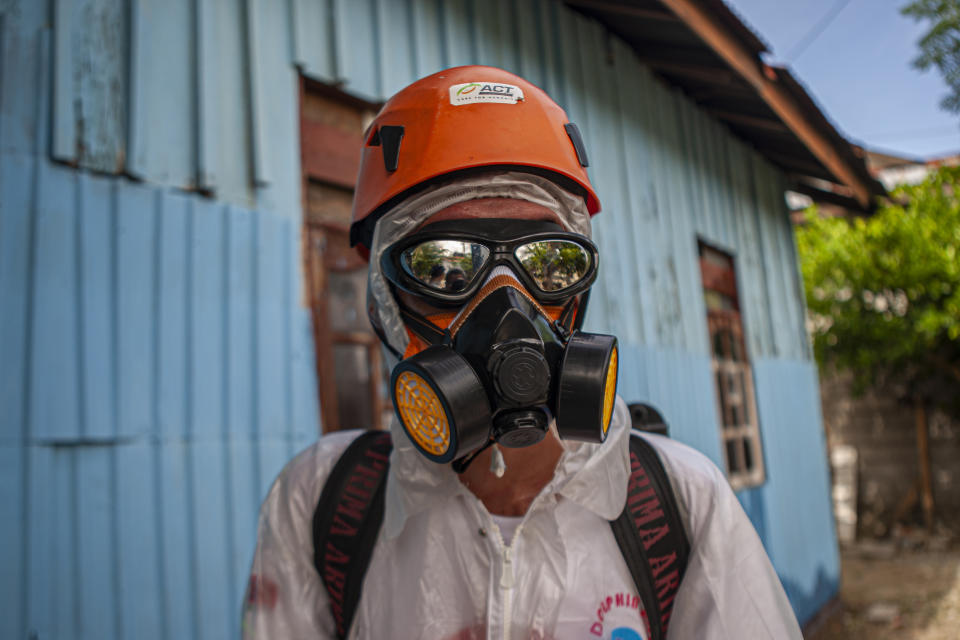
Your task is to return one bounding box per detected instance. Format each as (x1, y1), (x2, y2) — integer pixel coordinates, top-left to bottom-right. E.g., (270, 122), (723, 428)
(1, 0), (837, 636)
(1, 3), (318, 639)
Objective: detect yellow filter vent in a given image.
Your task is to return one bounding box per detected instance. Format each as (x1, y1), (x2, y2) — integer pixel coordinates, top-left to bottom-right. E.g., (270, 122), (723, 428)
(394, 370), (451, 457)
(601, 347), (618, 434)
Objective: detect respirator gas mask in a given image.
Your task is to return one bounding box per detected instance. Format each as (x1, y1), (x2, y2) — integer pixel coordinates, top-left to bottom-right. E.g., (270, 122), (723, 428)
(381, 218), (619, 469)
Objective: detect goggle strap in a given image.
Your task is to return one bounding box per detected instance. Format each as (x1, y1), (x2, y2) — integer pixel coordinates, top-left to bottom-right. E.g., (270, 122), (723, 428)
(367, 306), (404, 360)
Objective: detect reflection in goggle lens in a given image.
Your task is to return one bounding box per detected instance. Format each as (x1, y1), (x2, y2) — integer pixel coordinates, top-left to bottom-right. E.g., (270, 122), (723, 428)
(515, 240), (590, 291)
(402, 241), (490, 293)
(402, 238), (592, 294)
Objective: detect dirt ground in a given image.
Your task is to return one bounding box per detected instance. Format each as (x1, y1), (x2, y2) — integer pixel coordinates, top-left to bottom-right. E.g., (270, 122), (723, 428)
(809, 543), (960, 640)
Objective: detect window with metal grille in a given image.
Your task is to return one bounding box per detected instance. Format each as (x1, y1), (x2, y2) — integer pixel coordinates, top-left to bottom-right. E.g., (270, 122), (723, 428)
(699, 242), (765, 489)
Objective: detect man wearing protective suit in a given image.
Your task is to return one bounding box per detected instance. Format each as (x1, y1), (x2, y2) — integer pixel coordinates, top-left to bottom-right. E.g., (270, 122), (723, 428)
(243, 66), (803, 640)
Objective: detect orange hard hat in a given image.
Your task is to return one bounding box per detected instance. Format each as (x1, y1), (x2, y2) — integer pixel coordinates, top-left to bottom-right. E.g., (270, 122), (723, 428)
(349, 66), (601, 253)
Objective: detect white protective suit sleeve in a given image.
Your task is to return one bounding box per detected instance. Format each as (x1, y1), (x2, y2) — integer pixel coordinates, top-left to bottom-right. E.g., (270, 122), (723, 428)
(241, 431), (359, 639)
(646, 434), (803, 640)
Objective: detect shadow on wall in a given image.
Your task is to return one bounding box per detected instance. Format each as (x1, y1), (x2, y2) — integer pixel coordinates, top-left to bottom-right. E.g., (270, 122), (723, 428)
(782, 568), (839, 628)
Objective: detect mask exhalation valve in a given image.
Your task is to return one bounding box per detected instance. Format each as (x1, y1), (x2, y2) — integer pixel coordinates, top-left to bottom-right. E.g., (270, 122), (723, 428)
(493, 409), (549, 448)
(488, 343), (551, 405)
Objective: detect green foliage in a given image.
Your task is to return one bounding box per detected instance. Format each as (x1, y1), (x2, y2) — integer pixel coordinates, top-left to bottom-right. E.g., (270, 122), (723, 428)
(902, 0), (960, 113)
(796, 166), (960, 413)
(516, 241), (589, 290)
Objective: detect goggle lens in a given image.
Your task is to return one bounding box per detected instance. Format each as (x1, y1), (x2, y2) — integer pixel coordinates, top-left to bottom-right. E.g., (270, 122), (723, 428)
(401, 241), (490, 293)
(401, 239), (592, 294)
(514, 240), (592, 292)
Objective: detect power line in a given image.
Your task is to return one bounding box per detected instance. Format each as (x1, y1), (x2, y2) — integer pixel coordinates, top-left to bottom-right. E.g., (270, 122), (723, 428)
(784, 0), (855, 62)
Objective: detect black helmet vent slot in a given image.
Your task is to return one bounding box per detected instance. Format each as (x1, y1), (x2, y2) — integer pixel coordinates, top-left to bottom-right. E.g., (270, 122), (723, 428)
(379, 125), (405, 172)
(564, 123), (589, 168)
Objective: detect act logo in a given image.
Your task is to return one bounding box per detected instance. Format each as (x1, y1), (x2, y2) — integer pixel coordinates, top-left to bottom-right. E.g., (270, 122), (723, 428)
(477, 84), (514, 96)
(449, 82), (525, 105)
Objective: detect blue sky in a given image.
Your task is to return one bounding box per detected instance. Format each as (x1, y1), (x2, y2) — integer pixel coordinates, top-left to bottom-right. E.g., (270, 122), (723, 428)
(724, 0), (959, 159)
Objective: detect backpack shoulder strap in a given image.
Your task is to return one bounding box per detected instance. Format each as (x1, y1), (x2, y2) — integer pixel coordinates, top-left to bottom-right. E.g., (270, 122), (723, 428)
(313, 430), (393, 640)
(610, 434), (690, 640)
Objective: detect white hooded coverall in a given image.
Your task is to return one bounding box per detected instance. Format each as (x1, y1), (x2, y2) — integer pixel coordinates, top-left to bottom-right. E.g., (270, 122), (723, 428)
(244, 172), (803, 638)
(241, 396), (803, 640)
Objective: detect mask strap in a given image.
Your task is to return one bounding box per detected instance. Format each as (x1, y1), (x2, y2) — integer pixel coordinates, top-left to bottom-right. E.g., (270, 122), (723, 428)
(572, 290), (591, 331)
(554, 295), (580, 338)
(396, 301), (453, 347)
(451, 439), (495, 474)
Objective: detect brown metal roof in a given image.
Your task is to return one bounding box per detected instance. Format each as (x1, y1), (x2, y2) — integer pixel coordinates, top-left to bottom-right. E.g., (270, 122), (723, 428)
(564, 0), (886, 211)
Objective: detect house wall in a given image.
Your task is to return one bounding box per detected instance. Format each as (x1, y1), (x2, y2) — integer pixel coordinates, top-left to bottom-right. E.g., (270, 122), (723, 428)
(0, 4), (318, 640)
(0, 0), (837, 636)
(821, 371), (960, 537)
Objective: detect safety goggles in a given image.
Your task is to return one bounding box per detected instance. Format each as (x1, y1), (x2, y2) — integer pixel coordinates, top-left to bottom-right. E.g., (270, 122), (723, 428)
(381, 219), (599, 305)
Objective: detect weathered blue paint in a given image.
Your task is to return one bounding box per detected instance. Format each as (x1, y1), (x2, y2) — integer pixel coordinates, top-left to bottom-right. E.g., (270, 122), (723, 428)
(195, 0), (219, 191)
(246, 0), (272, 186)
(0, 153), (318, 639)
(617, 344), (722, 464)
(0, 445), (24, 639)
(0, 0), (839, 635)
(335, 0), (380, 101)
(51, 0), (75, 163)
(747, 359), (839, 623)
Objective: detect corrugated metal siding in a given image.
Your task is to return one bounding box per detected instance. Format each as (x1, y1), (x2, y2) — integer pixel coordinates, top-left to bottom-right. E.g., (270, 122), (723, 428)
(0, 153), (318, 640)
(1, 7), (317, 639)
(2, 0), (835, 634)
(29, 0), (813, 366)
(745, 359), (839, 624)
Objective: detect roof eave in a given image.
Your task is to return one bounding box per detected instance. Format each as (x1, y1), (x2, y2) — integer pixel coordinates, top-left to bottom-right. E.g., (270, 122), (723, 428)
(656, 0), (883, 208)
(564, 0), (887, 209)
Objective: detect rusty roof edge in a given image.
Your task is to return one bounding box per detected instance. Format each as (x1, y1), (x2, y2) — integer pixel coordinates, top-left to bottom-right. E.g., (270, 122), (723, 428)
(562, 0), (887, 207)
(656, 0), (886, 207)
(701, 0), (769, 56)
(791, 179), (873, 215)
(771, 66), (887, 201)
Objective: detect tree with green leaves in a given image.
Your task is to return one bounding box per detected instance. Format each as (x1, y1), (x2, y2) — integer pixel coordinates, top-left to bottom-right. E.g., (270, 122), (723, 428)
(797, 166), (960, 529)
(902, 0), (960, 114)
(797, 166), (960, 413)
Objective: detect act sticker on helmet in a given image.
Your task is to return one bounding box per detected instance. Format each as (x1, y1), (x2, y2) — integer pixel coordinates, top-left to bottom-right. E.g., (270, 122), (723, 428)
(449, 82), (525, 106)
